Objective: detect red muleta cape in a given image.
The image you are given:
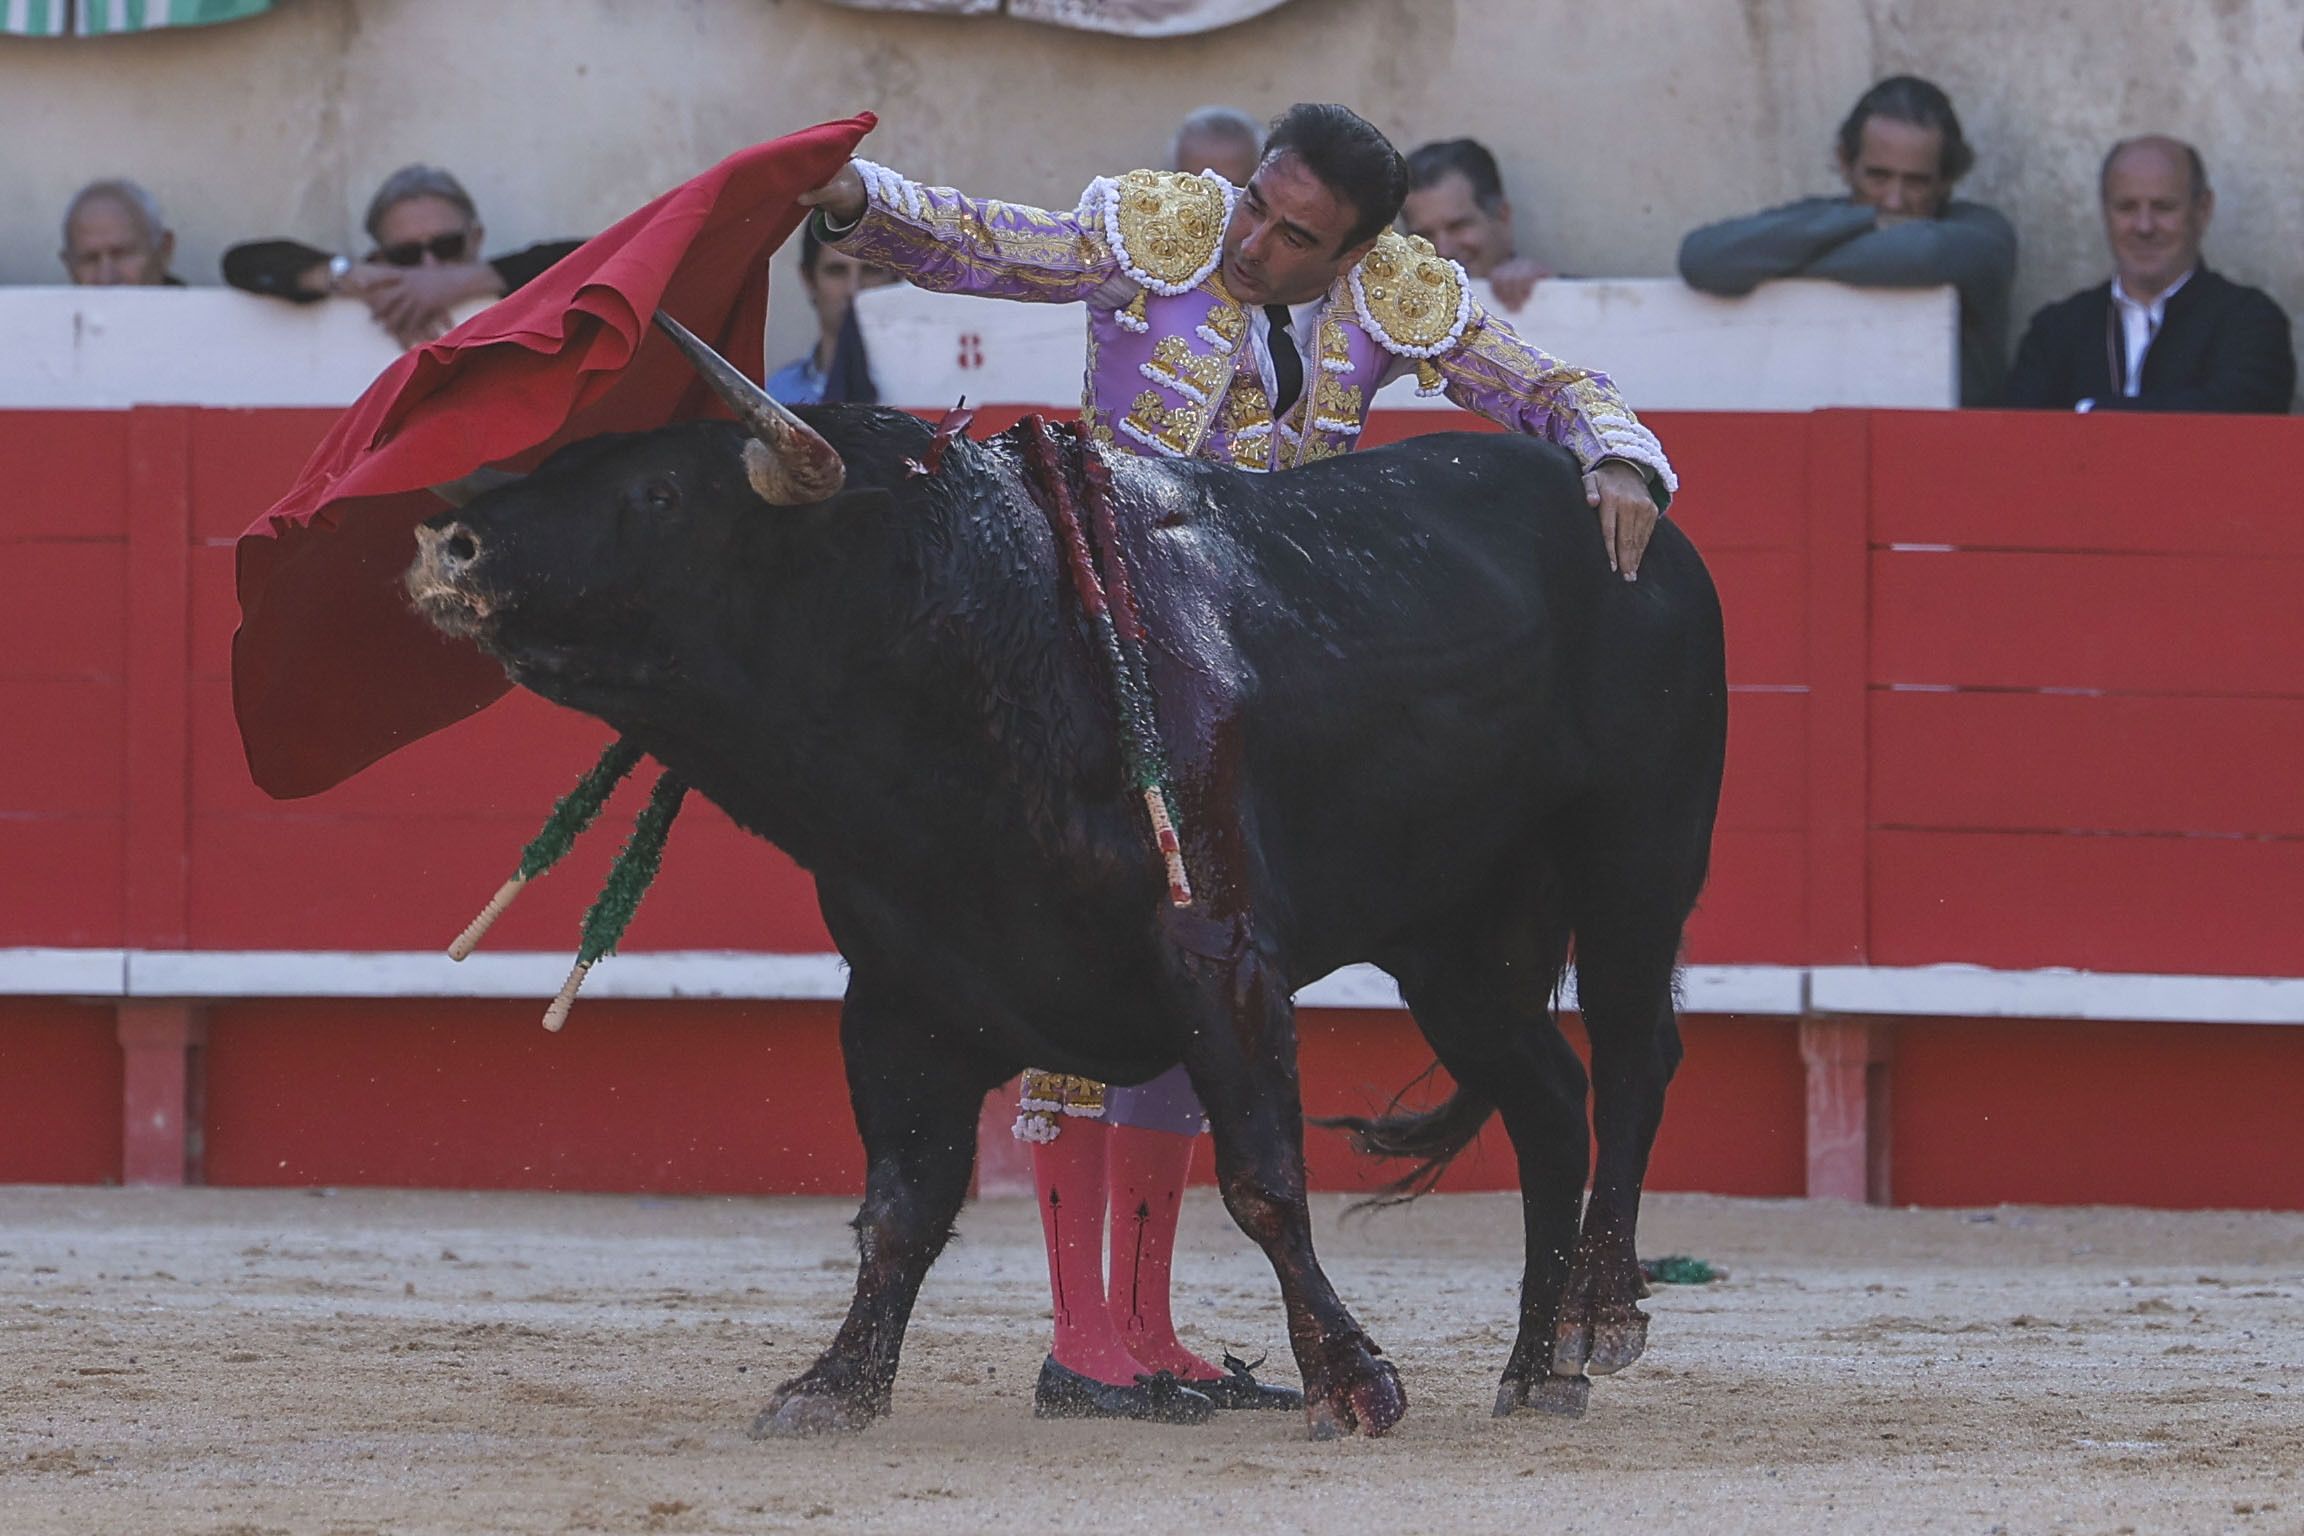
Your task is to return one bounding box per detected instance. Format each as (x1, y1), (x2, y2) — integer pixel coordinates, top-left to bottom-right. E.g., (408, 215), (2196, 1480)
(232, 114), (875, 799)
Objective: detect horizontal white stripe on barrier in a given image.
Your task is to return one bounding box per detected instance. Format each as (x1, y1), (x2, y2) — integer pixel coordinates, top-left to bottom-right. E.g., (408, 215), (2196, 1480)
(0, 948), (129, 995)
(123, 950), (854, 1001)
(0, 951), (2296, 1024)
(1810, 965), (2304, 1025)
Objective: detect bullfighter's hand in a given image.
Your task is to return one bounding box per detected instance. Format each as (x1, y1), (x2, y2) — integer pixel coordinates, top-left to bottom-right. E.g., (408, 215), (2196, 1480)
(1485, 255), (1553, 312)
(1584, 459), (1657, 581)
(797, 162), (868, 227)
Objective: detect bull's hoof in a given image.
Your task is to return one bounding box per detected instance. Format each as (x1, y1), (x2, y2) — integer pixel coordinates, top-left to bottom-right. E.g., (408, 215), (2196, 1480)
(748, 1387), (878, 1439)
(1522, 1373), (1591, 1418)
(1555, 1300), (1650, 1376)
(1303, 1353), (1407, 1440)
(1584, 1311), (1649, 1376)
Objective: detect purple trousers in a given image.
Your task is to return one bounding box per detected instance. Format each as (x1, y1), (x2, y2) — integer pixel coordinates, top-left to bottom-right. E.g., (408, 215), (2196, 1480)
(1104, 1062), (1207, 1136)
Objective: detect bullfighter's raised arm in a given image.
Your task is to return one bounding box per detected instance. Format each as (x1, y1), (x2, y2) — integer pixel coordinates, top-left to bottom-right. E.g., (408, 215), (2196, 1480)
(807, 158), (1125, 305)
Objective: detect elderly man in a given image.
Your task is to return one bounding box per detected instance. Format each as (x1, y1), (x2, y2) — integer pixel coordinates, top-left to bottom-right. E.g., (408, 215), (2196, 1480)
(60, 179), (182, 287)
(2005, 137), (2293, 414)
(1402, 137), (1551, 311)
(1168, 103), (1263, 186)
(801, 100), (1672, 1425)
(223, 165), (581, 350)
(1678, 75), (2016, 406)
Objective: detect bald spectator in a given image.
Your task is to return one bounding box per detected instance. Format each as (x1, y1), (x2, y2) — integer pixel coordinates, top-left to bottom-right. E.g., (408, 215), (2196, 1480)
(2005, 137), (2293, 414)
(60, 179), (181, 287)
(223, 164), (581, 350)
(1168, 104), (1262, 186)
(1678, 76), (2016, 406)
(1402, 138), (1551, 312)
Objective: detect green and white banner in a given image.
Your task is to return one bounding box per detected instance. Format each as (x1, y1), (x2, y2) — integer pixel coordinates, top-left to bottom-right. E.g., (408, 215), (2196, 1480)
(2, 0), (275, 36)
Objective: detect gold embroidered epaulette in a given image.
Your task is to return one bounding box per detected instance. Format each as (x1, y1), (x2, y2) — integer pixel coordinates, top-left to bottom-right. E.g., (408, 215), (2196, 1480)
(1088, 168), (1231, 296)
(1349, 230), (1472, 359)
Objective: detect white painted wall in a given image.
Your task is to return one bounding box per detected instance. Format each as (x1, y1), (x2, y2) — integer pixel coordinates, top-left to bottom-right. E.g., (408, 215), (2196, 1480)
(0, 278), (1953, 411)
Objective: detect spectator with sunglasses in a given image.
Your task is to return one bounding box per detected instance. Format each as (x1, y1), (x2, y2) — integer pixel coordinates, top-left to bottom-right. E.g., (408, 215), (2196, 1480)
(223, 164), (581, 350)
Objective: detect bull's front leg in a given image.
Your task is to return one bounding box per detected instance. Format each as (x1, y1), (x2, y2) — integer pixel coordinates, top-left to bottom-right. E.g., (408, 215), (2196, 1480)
(752, 984), (996, 1437)
(1165, 909), (1407, 1440)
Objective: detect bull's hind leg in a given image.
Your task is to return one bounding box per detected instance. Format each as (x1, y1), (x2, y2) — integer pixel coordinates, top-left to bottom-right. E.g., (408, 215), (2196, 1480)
(753, 985), (997, 1437)
(1552, 877), (1689, 1381)
(1165, 913), (1407, 1440)
(1387, 929), (1596, 1419)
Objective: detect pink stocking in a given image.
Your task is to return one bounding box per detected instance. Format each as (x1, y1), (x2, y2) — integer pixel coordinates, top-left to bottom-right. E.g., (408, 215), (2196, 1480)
(1031, 1119), (1150, 1385)
(1105, 1124), (1223, 1381)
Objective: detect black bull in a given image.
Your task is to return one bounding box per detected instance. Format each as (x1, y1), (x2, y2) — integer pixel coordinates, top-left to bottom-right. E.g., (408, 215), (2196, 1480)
(405, 339), (1726, 1439)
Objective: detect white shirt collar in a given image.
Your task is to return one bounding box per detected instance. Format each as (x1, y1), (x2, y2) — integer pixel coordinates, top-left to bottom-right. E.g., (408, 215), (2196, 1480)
(2111, 266), (2195, 319)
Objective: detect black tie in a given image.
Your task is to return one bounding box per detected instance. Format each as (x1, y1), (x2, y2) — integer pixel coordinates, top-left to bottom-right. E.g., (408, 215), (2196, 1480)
(1264, 304), (1303, 416)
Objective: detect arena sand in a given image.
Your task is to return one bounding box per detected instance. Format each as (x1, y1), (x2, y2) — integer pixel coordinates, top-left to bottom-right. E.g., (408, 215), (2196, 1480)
(2, 1186), (2298, 1535)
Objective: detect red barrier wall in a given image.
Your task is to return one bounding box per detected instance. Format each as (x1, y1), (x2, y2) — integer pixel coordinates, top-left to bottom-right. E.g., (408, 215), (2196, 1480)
(5, 405), (2300, 1207)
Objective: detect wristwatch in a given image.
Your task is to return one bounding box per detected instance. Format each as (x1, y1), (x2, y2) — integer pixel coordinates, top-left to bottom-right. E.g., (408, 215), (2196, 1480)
(326, 253), (352, 292)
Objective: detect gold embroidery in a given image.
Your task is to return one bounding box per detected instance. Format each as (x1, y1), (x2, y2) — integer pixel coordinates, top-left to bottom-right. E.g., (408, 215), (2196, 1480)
(1205, 300), (1247, 344)
(1124, 387), (1205, 456)
(1111, 169), (1228, 289)
(1221, 374), (1274, 468)
(1355, 229), (1465, 353)
(1144, 334), (1233, 403)
(1018, 1069), (1106, 1116)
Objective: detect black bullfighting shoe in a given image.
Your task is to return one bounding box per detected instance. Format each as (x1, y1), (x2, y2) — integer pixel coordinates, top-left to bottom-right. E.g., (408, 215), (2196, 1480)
(1032, 1356), (1215, 1424)
(1189, 1352), (1305, 1411)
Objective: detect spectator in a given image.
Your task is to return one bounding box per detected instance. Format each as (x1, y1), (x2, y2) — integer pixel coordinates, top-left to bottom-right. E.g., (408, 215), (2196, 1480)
(60, 178), (181, 287)
(1677, 75), (2016, 406)
(2004, 136), (2292, 414)
(223, 164), (581, 350)
(1402, 137), (1552, 311)
(1168, 104), (1263, 186)
(766, 223), (897, 406)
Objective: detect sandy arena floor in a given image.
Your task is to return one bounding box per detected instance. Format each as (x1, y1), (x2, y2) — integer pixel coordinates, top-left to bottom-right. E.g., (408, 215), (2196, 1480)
(1, 1185), (2298, 1535)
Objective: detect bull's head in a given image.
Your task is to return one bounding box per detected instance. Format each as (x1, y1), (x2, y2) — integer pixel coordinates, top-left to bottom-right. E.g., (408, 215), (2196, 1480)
(405, 313), (889, 717)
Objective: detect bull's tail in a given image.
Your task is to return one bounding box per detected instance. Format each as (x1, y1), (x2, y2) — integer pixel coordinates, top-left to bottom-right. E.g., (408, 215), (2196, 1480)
(1313, 1064), (1496, 1210)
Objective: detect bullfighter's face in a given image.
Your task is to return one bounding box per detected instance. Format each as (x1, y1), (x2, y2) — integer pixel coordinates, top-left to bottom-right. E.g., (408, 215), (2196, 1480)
(1220, 152), (1383, 308)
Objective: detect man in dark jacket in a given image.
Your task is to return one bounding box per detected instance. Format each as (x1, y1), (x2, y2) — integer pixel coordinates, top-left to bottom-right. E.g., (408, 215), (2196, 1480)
(1677, 76), (2016, 406)
(2005, 136), (2293, 414)
(224, 164), (581, 351)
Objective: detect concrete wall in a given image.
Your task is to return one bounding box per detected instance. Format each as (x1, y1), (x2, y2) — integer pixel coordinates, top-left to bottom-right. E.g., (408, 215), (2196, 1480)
(4, 0), (2299, 380)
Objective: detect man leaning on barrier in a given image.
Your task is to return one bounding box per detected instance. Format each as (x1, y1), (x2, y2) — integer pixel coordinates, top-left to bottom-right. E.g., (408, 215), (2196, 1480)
(223, 164), (582, 350)
(1676, 75), (2016, 406)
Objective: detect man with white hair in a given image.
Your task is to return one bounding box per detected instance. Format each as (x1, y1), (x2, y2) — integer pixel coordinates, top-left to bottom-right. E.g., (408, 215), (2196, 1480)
(60, 178), (181, 287)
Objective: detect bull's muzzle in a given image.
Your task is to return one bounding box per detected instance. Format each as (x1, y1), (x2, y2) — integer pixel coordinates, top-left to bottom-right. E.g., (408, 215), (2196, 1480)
(653, 309), (847, 506)
(406, 521), (494, 638)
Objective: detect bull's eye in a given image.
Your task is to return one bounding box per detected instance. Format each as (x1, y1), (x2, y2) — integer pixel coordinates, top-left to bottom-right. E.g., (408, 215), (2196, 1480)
(642, 478), (679, 512)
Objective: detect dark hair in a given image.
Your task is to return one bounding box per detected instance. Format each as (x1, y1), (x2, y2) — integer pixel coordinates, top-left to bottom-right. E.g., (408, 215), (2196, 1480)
(799, 220), (824, 277)
(2099, 136), (2211, 204)
(1405, 138), (1506, 213)
(1263, 102), (1408, 251)
(1836, 75), (1975, 184)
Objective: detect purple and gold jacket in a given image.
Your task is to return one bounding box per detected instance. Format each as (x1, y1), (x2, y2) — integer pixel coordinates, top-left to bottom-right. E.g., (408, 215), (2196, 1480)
(830, 160), (1676, 496)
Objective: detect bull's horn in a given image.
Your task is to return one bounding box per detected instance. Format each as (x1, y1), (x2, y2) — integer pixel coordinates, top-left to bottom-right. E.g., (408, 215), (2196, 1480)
(652, 309), (846, 505)
(430, 466), (524, 507)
